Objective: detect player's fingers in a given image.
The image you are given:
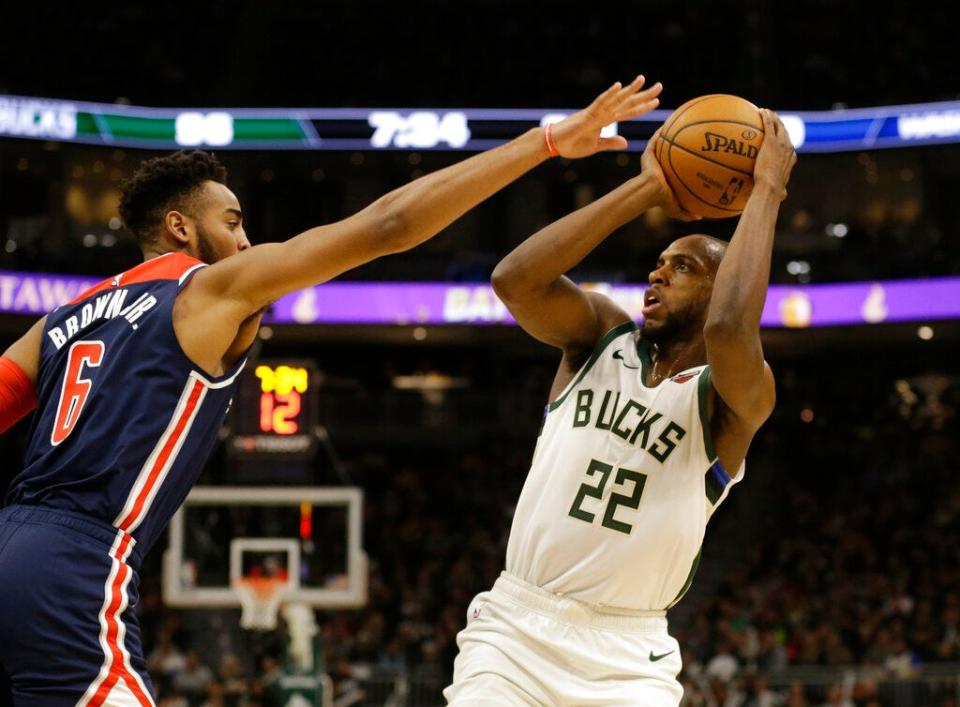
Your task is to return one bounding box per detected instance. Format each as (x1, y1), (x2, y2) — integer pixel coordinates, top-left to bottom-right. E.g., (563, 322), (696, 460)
(593, 81), (623, 110)
(760, 108), (777, 137)
(615, 103), (659, 123)
(597, 135), (629, 152)
(769, 112), (787, 140)
(615, 74), (646, 102)
(772, 113), (787, 142)
(615, 92), (661, 120)
(644, 81), (663, 97)
(624, 82), (662, 107)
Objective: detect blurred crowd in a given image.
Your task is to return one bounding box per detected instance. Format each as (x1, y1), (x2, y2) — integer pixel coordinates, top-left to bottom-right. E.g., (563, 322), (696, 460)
(675, 431), (960, 706)
(123, 368), (960, 706)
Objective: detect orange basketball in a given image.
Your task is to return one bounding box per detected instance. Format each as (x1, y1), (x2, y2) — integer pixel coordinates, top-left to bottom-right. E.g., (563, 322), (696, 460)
(655, 94), (764, 219)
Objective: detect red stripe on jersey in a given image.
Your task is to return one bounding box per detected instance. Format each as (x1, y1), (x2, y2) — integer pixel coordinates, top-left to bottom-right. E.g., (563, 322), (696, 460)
(68, 252), (203, 305)
(117, 378), (205, 532)
(87, 534), (154, 707)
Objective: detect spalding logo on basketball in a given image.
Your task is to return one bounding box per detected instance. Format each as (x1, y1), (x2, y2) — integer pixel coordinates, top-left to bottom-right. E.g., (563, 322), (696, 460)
(655, 94), (764, 219)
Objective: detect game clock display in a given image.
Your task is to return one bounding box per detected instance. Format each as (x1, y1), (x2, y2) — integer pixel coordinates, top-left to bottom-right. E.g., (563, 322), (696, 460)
(228, 359), (318, 459)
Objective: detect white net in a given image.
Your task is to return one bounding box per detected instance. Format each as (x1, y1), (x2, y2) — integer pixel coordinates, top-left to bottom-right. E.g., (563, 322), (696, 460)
(235, 577), (293, 631)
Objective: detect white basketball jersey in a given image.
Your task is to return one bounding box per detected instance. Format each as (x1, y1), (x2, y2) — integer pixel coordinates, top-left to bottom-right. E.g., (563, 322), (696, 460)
(505, 321), (744, 612)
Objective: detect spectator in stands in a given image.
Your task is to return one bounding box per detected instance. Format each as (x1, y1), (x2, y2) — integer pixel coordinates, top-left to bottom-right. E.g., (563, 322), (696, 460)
(173, 651), (214, 706)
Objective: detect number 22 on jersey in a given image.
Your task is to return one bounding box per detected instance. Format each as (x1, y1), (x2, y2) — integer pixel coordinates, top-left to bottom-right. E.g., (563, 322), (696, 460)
(568, 458), (648, 535)
(51, 340), (105, 445)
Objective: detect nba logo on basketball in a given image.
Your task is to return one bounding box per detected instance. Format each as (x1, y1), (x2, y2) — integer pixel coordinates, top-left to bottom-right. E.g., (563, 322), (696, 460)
(719, 177), (746, 205)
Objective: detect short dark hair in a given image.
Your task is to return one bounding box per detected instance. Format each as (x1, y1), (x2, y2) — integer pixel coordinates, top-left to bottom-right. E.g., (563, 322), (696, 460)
(118, 150), (228, 246)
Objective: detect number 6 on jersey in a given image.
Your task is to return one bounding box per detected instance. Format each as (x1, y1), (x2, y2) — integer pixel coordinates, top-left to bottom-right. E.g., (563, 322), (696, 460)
(51, 340), (105, 445)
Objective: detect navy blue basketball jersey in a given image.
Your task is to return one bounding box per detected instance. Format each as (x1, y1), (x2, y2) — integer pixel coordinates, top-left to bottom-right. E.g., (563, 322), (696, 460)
(7, 252), (246, 553)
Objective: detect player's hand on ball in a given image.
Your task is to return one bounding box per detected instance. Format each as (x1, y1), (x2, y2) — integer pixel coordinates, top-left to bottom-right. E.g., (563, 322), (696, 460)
(754, 109), (797, 200)
(550, 75), (662, 159)
(641, 128), (702, 221)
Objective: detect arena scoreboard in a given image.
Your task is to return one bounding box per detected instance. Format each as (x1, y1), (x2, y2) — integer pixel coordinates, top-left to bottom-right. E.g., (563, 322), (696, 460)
(228, 359), (318, 460)
(7, 93), (960, 153)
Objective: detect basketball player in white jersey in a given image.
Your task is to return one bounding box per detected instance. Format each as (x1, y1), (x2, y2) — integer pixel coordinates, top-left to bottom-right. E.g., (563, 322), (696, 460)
(444, 110), (797, 705)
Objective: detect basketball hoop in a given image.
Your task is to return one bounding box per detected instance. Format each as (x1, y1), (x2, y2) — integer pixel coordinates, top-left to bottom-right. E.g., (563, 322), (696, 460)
(227, 538), (301, 631)
(235, 575), (293, 631)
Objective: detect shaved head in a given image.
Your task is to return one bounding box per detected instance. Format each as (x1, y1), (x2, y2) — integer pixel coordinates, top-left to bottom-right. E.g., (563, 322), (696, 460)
(671, 234), (727, 276)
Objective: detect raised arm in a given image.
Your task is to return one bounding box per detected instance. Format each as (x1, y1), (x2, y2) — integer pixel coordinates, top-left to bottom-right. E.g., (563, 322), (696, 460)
(493, 174), (659, 353)
(492, 123), (691, 357)
(193, 77), (663, 317)
(703, 109), (797, 429)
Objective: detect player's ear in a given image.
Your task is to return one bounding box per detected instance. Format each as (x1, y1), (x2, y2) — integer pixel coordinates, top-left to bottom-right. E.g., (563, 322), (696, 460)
(163, 210), (192, 246)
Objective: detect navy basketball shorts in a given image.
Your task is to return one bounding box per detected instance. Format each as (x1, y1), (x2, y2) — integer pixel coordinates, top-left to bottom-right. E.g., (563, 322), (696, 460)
(0, 505), (154, 706)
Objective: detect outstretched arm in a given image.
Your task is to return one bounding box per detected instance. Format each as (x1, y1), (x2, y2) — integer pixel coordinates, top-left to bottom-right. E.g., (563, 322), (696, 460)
(703, 109), (797, 430)
(194, 76), (663, 317)
(492, 121), (693, 358)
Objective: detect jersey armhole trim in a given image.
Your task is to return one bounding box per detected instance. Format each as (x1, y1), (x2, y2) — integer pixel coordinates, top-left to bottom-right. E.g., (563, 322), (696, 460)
(166, 298), (249, 386)
(177, 263), (207, 288)
(547, 320), (637, 413)
(697, 366), (717, 461)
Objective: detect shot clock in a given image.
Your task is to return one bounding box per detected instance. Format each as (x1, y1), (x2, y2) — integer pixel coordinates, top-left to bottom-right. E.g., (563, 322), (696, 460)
(229, 359), (318, 460)
(256, 364), (308, 435)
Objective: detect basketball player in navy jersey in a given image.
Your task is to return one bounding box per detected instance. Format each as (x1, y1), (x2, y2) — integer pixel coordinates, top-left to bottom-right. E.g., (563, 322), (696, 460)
(0, 78), (662, 705)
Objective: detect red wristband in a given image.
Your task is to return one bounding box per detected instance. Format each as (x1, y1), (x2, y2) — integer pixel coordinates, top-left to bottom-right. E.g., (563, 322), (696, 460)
(544, 123), (560, 157)
(0, 357), (36, 433)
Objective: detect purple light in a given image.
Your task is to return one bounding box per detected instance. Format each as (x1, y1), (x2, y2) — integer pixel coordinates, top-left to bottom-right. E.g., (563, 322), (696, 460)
(1, 270), (958, 328)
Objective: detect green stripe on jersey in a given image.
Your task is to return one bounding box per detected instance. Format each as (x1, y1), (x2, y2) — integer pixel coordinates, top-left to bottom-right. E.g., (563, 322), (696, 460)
(668, 548), (702, 608)
(697, 367), (717, 462)
(635, 337), (652, 384)
(548, 321), (637, 412)
(705, 465), (725, 505)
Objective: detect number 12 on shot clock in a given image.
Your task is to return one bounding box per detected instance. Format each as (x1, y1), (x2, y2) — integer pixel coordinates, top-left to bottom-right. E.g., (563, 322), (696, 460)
(256, 364), (308, 435)
(229, 359), (318, 460)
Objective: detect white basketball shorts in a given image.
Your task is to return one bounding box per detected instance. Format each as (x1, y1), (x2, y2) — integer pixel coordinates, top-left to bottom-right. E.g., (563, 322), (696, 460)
(444, 572), (683, 706)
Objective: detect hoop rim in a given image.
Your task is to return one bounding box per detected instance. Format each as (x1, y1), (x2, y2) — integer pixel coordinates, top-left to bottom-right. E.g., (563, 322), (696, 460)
(234, 574), (292, 598)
